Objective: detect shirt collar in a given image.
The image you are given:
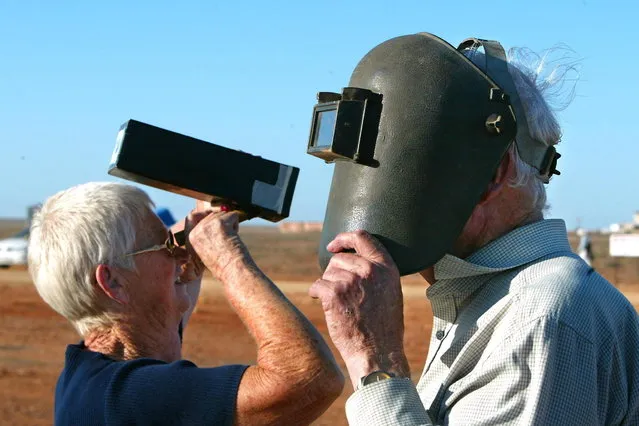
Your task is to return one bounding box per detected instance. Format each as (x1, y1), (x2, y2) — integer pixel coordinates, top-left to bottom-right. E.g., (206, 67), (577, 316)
(428, 219), (571, 300)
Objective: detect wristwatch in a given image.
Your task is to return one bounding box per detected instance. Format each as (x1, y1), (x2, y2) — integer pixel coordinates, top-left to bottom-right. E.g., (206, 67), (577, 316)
(358, 370), (395, 390)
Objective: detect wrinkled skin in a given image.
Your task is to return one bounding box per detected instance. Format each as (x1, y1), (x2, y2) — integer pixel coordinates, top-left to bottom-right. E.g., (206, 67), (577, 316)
(189, 210), (344, 425)
(309, 230), (410, 388)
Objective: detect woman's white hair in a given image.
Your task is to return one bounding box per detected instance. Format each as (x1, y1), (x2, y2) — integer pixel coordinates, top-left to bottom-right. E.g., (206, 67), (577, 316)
(466, 45), (580, 214)
(28, 182), (155, 336)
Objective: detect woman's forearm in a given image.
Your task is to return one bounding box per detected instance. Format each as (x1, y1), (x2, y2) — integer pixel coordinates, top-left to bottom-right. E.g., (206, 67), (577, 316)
(221, 258), (344, 425)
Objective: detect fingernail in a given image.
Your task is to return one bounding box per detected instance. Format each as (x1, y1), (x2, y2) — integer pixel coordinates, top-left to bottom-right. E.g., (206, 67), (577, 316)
(220, 205), (230, 212)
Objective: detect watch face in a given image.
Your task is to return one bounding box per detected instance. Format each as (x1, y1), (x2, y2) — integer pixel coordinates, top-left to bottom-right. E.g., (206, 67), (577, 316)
(362, 371), (393, 386)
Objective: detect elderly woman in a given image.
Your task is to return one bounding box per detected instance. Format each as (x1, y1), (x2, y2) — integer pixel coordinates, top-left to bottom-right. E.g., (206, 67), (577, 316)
(28, 182), (343, 425)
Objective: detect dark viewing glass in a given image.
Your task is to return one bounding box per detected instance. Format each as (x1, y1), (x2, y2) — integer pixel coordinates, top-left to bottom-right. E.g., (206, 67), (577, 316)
(313, 109), (337, 149)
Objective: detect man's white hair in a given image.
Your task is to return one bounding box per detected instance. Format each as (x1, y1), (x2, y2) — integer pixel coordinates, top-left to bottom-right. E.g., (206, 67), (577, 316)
(501, 46), (579, 214)
(466, 45), (579, 215)
(28, 182), (155, 336)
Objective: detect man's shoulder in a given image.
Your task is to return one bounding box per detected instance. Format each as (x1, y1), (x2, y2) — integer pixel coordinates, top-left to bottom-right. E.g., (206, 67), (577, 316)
(510, 254), (637, 341)
(515, 253), (626, 307)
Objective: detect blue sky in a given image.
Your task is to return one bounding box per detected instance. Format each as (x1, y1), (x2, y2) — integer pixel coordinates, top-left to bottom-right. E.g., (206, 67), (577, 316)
(1, 0), (637, 230)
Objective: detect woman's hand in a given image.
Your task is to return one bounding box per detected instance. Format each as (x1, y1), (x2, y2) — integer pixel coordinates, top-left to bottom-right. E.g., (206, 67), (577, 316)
(188, 209), (251, 282)
(172, 201), (219, 283)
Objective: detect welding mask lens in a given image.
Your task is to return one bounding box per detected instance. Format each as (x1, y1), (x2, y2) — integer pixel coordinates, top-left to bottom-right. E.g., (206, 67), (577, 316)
(313, 109), (337, 149)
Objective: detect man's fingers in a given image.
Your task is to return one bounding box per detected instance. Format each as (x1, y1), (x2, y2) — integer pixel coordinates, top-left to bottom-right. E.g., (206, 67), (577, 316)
(308, 279), (332, 300)
(322, 266), (361, 288)
(327, 230), (392, 264)
(308, 278), (353, 315)
(326, 253), (375, 279)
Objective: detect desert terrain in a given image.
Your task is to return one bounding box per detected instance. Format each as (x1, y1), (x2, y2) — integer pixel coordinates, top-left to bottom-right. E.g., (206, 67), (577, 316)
(1, 222), (638, 425)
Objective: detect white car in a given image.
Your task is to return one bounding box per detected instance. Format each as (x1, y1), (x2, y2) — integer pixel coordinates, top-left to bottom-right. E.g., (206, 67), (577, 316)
(0, 229), (28, 268)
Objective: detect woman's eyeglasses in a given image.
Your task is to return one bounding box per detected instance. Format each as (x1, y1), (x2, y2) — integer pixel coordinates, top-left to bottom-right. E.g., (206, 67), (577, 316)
(126, 231), (179, 257)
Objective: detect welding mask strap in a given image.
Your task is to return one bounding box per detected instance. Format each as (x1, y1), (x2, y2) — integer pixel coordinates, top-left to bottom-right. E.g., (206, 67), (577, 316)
(458, 38), (559, 182)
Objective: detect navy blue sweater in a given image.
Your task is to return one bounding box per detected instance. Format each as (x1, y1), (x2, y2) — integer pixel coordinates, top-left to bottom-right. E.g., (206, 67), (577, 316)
(55, 343), (247, 425)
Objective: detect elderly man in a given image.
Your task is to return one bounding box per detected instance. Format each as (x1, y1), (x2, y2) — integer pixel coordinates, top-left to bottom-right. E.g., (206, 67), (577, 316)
(29, 182), (343, 425)
(308, 33), (639, 424)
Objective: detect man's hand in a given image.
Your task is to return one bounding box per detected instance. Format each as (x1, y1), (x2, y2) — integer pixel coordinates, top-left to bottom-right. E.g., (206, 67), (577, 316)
(309, 230), (410, 389)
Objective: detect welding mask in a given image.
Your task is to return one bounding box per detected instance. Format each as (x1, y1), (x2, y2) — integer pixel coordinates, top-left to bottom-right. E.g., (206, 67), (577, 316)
(307, 32), (560, 275)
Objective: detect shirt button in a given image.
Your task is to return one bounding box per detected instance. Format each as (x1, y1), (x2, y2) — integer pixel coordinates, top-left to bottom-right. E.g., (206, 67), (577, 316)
(436, 330), (445, 340)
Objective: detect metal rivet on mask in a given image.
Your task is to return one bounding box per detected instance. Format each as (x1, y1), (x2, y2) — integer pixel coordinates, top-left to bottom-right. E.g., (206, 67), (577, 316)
(485, 114), (502, 135)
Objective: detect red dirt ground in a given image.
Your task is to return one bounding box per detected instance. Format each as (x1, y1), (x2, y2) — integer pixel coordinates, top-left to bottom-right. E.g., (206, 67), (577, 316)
(1, 267), (638, 425)
(0, 268), (434, 426)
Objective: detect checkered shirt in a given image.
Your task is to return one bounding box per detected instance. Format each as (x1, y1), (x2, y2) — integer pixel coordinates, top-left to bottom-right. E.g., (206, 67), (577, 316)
(346, 219), (639, 425)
